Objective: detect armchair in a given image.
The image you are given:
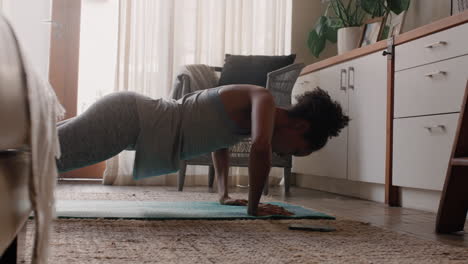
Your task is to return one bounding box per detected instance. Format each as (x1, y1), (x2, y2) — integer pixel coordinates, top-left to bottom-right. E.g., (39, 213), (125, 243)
(177, 62), (305, 194)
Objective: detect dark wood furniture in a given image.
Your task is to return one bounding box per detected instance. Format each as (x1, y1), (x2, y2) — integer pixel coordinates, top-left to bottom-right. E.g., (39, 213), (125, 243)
(0, 225), (26, 264)
(436, 81), (468, 233)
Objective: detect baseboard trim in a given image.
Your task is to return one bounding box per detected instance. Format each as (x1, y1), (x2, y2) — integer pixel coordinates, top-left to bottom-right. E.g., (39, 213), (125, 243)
(295, 173), (442, 213)
(295, 174), (386, 203)
(58, 178), (102, 184)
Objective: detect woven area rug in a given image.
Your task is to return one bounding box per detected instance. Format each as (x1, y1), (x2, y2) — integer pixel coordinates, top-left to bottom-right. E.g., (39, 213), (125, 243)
(20, 218), (468, 264)
(20, 185), (462, 263)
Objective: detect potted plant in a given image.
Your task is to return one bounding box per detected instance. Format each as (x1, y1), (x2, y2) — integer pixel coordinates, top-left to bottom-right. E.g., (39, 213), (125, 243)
(308, 0), (411, 58)
(308, 0), (365, 57)
(360, 0), (410, 39)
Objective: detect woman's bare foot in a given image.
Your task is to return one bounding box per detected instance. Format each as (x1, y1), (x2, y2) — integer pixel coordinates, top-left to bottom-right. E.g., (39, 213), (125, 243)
(254, 203), (294, 216)
(219, 196), (248, 206)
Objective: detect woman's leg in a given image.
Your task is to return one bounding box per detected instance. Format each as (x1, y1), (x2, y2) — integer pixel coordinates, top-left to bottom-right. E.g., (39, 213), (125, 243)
(56, 92), (140, 172)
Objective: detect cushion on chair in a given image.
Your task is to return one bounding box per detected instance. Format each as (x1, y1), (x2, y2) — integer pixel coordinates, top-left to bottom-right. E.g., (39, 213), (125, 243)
(217, 54), (296, 87)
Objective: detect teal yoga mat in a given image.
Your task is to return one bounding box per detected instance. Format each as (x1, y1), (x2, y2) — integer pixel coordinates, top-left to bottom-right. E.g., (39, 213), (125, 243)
(55, 200), (335, 220)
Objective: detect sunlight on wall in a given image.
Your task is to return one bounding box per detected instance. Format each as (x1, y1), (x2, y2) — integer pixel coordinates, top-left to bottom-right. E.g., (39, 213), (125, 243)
(1, 0), (52, 79)
(77, 0), (119, 114)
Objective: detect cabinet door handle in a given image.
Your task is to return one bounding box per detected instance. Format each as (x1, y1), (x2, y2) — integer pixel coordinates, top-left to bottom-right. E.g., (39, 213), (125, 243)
(348, 67), (355, 90)
(340, 69), (347, 91)
(424, 41), (447, 49)
(424, 125), (446, 132)
(424, 71), (447, 78)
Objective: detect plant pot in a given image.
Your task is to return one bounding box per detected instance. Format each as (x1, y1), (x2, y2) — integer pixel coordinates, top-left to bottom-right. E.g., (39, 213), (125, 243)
(337, 27), (362, 55)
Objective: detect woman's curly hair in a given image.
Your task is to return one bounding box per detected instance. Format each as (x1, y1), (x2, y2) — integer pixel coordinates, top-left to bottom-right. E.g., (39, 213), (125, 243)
(287, 87), (350, 152)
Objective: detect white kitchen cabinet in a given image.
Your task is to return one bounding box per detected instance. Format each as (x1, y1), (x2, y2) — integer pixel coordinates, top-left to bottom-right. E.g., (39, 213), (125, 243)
(292, 14), (468, 208)
(392, 23), (468, 191)
(347, 52), (387, 184)
(293, 51), (387, 184)
(292, 73), (319, 97)
(393, 113), (459, 191)
(293, 63), (349, 179)
(312, 63), (349, 179)
(395, 23), (468, 71)
(394, 55), (468, 118)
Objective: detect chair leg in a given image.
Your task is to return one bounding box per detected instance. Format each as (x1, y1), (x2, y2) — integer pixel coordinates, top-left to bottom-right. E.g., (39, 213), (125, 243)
(284, 167), (291, 193)
(263, 174), (269, 195)
(208, 165), (215, 190)
(178, 161), (187, 191)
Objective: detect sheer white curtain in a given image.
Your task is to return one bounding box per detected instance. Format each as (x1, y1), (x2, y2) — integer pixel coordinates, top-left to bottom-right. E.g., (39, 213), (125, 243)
(103, 0), (292, 186)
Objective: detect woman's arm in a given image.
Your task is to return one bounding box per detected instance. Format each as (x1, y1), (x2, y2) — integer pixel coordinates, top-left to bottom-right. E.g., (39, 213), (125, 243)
(212, 148), (229, 202)
(212, 149), (248, 205)
(247, 88), (275, 215)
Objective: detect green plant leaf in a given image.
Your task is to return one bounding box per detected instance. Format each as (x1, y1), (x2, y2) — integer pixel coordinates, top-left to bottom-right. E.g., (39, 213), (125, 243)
(361, 0), (385, 17)
(325, 28), (337, 43)
(325, 17), (338, 43)
(316, 16), (328, 35)
(331, 1), (345, 26)
(307, 30), (326, 58)
(381, 25), (390, 39)
(328, 17), (344, 30)
(387, 0), (410, 15)
(331, 0), (365, 27)
(307, 0), (369, 58)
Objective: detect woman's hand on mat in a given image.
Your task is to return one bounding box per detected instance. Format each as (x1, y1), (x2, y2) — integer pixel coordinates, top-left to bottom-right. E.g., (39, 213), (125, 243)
(219, 196), (248, 206)
(255, 203), (294, 216)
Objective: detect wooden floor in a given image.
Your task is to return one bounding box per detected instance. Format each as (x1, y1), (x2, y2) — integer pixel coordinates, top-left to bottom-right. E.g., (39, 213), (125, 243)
(269, 187), (467, 247)
(58, 181), (467, 247)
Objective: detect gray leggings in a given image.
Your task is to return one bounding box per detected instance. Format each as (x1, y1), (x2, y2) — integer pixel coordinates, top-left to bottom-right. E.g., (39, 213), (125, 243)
(56, 92), (140, 172)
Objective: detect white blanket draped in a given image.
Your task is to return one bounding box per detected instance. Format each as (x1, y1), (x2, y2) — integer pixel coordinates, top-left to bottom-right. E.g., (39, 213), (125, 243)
(5, 16), (65, 264)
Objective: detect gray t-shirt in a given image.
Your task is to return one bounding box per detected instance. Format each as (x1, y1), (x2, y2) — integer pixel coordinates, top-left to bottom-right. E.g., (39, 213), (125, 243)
(133, 86), (249, 179)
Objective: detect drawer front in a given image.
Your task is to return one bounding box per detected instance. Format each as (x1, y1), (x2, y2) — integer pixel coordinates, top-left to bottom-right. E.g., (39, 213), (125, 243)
(395, 23), (468, 71)
(393, 113), (459, 191)
(394, 55), (468, 118)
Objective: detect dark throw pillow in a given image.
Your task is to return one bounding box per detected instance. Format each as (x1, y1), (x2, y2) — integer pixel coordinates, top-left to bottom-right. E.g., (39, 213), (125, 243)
(217, 54), (296, 87)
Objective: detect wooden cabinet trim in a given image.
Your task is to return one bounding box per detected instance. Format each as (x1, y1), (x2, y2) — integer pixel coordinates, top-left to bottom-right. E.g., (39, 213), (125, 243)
(301, 41), (387, 76)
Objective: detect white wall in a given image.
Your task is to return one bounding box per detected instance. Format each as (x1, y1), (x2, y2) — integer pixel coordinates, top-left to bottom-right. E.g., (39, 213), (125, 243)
(77, 0), (119, 114)
(290, 0), (337, 65)
(403, 0), (451, 32)
(1, 0), (52, 79)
